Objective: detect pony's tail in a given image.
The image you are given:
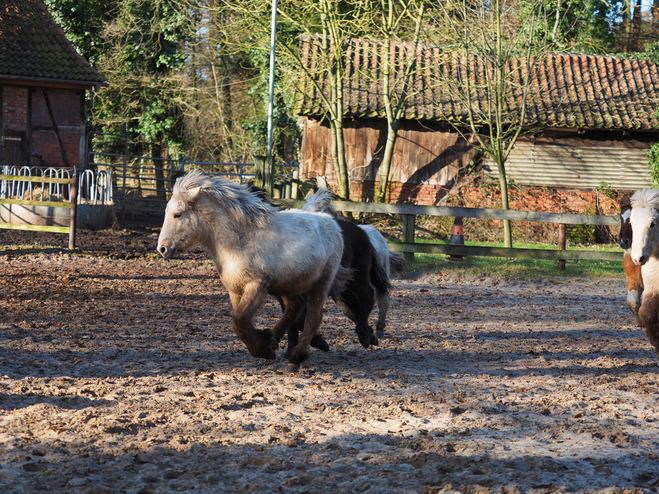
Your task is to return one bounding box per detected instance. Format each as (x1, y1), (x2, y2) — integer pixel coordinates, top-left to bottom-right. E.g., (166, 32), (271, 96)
(330, 265), (352, 301)
(389, 252), (407, 277)
(370, 250), (392, 297)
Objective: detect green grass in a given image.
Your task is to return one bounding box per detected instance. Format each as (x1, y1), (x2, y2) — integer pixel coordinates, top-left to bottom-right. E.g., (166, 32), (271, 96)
(405, 239), (625, 279)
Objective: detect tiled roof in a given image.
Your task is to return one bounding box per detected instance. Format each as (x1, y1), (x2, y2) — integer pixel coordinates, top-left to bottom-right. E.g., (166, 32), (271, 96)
(0, 0), (104, 86)
(295, 36), (659, 132)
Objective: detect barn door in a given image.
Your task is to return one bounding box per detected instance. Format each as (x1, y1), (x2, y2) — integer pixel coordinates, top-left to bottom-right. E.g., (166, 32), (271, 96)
(1, 131), (27, 167)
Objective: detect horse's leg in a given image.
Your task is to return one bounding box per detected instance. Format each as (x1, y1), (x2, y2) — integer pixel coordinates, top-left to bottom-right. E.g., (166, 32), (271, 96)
(639, 293), (659, 355)
(288, 288), (329, 371)
(335, 282), (377, 348)
(272, 294), (305, 343)
(345, 280), (377, 348)
(639, 259), (659, 356)
(229, 285), (277, 360)
(277, 297), (330, 358)
(624, 252), (644, 324)
(375, 292), (389, 339)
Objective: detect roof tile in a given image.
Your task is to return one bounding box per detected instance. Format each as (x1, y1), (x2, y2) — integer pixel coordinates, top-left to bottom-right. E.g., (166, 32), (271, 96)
(296, 36), (659, 131)
(0, 0), (104, 85)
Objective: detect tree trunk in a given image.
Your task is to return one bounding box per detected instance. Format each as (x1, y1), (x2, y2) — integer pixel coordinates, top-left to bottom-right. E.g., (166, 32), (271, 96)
(623, 0), (631, 51)
(631, 0), (642, 51)
(496, 159), (513, 248)
(375, 120), (398, 203)
(331, 117), (350, 200)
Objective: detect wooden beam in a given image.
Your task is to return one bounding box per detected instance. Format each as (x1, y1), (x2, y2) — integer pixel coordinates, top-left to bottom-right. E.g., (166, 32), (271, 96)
(40, 89), (72, 168)
(0, 198), (71, 208)
(387, 242), (623, 261)
(0, 223), (70, 234)
(275, 199), (620, 226)
(0, 174), (73, 184)
(330, 201), (619, 226)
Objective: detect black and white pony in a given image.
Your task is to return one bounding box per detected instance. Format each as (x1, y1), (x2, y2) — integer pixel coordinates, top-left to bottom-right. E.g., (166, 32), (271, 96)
(301, 188), (406, 337)
(157, 170), (348, 369)
(284, 188), (405, 355)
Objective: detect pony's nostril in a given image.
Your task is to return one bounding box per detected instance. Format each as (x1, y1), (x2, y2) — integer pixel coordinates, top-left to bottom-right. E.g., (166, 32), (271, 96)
(158, 245), (167, 256)
(639, 255), (647, 265)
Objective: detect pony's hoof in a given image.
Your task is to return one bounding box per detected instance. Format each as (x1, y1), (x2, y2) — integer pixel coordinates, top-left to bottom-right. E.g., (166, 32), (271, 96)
(376, 327), (385, 339)
(370, 334), (379, 346)
(249, 346), (276, 360)
(358, 334), (371, 349)
(311, 334), (330, 352)
(286, 363), (300, 373)
(289, 349), (309, 365)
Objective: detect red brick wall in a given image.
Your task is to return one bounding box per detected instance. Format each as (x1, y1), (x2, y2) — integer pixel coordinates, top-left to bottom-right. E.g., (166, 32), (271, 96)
(3, 86), (28, 130)
(347, 180), (621, 215)
(449, 186), (620, 215)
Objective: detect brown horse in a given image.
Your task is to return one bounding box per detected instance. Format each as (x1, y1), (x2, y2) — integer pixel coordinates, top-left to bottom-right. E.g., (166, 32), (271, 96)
(619, 195), (644, 324)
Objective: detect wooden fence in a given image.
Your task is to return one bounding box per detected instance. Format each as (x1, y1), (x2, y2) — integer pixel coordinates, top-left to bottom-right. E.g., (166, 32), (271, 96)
(0, 174), (79, 249)
(279, 199), (623, 270)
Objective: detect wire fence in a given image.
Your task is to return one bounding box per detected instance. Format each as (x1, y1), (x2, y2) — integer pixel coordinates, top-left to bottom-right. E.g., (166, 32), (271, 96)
(87, 136), (300, 218)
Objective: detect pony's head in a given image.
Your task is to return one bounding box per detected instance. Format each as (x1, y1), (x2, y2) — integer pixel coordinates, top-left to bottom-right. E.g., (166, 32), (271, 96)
(618, 195), (633, 250)
(629, 188), (659, 266)
(157, 170), (278, 258)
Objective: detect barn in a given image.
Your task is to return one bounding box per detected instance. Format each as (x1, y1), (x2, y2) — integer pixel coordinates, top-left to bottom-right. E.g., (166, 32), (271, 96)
(294, 37), (659, 209)
(0, 0), (104, 171)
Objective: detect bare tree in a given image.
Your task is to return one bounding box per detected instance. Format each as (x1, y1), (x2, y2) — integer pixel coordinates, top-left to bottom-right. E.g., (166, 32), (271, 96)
(431, 0), (568, 247)
(373, 0), (426, 203)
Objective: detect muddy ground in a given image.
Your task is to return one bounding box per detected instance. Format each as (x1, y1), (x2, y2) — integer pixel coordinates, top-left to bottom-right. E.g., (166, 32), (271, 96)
(0, 221), (658, 493)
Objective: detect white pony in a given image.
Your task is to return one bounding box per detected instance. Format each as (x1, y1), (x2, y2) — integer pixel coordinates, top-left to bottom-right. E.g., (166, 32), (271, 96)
(303, 187), (406, 337)
(628, 188), (659, 354)
(157, 170), (347, 370)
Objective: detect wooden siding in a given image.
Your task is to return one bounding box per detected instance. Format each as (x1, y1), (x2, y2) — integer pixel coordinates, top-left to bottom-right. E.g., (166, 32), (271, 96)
(485, 137), (654, 190)
(300, 117), (479, 186)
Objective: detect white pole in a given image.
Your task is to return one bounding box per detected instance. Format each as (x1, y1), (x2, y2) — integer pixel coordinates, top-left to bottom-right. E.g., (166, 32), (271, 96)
(266, 0), (278, 157)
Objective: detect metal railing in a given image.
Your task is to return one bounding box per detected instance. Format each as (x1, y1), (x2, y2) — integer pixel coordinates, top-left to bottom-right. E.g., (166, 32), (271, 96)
(0, 166), (112, 205)
(88, 149), (300, 218)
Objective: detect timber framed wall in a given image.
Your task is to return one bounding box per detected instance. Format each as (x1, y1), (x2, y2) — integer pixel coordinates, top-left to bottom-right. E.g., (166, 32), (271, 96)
(1, 83), (85, 169)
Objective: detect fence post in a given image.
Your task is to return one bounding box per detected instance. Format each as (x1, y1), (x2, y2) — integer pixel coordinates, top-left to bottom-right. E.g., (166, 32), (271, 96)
(121, 135), (128, 218)
(291, 170), (299, 200)
(69, 174), (78, 249)
(402, 214), (416, 264)
(254, 156), (265, 189)
(558, 223), (566, 271)
(265, 156), (274, 197)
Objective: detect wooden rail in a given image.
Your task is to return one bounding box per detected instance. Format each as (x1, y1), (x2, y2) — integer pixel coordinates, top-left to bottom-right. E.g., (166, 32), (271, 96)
(0, 174), (78, 248)
(277, 199), (623, 268)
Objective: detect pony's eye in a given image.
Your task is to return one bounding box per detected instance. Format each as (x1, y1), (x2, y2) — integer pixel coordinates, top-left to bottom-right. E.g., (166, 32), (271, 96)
(173, 213), (182, 219)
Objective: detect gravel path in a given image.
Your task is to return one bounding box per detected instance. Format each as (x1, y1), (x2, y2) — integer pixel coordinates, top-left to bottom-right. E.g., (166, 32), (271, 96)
(0, 249), (658, 493)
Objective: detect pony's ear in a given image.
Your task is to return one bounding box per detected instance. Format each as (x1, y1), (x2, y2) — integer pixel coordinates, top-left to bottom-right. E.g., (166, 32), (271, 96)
(188, 186), (203, 200)
(179, 186), (203, 204)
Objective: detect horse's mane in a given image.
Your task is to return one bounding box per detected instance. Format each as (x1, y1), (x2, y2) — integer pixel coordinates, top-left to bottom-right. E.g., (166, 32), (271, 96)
(302, 187), (337, 216)
(175, 170), (279, 227)
(631, 189), (659, 210)
(620, 195), (632, 212)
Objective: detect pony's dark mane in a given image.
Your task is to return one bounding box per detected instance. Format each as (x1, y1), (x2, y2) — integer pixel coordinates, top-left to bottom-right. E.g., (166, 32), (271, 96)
(620, 195), (632, 212)
(175, 170), (278, 227)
